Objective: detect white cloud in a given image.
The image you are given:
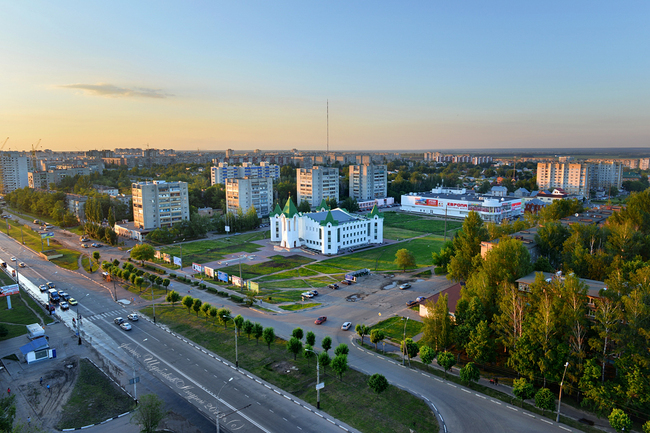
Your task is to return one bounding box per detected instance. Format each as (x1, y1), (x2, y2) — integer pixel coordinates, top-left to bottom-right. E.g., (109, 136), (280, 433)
(60, 83), (170, 98)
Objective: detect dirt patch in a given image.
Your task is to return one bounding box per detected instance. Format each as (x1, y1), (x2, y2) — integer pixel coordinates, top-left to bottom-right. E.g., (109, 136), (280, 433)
(269, 360), (300, 377)
(346, 293), (366, 302)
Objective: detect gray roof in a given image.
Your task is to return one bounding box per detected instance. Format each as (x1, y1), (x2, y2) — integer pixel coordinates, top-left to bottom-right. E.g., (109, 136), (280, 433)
(410, 191), (520, 203)
(306, 208), (358, 224)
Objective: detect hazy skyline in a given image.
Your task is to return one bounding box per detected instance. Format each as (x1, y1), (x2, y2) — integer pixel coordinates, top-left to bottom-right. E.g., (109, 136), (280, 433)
(2, 2), (649, 152)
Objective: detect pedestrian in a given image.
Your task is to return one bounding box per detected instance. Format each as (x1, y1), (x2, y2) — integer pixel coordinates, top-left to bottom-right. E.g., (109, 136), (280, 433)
(47, 384), (50, 392)
(27, 417), (30, 425)
(40, 377), (43, 385)
(6, 388), (9, 395)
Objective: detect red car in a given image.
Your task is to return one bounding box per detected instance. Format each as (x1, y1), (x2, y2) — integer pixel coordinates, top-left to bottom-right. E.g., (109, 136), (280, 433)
(314, 316), (327, 325)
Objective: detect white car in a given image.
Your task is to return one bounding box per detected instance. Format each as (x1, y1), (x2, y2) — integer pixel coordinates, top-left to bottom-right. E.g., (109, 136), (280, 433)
(10, 257), (16, 262)
(399, 283), (411, 290)
(120, 322), (132, 331)
(301, 292), (314, 298)
(128, 313), (139, 321)
(341, 322), (352, 331)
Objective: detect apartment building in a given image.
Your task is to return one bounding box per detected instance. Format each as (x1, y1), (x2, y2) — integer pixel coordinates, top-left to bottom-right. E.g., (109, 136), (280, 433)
(211, 162), (280, 185)
(297, 166), (339, 209)
(640, 158), (650, 170)
(536, 162), (591, 196)
(349, 164), (387, 201)
(132, 181), (190, 230)
(588, 161), (623, 191)
(0, 152), (31, 194)
(225, 177), (273, 218)
(28, 167), (92, 189)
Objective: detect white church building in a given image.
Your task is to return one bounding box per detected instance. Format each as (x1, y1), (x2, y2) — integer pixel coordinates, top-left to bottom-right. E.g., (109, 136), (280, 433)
(270, 198), (384, 255)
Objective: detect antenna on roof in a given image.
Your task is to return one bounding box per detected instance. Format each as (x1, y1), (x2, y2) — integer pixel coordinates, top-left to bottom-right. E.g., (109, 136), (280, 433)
(326, 99), (329, 155)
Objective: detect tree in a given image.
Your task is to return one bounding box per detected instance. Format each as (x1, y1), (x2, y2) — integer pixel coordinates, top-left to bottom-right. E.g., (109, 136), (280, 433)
(182, 295), (194, 313)
(162, 279), (170, 291)
(263, 327), (275, 349)
(401, 338), (419, 364)
(321, 336), (332, 353)
(233, 314), (244, 335)
(286, 337), (303, 360)
(369, 329), (385, 350)
(292, 327), (304, 341)
(334, 343), (349, 356)
(209, 306), (218, 322)
(130, 244), (156, 266)
(368, 373), (389, 394)
(217, 308), (231, 329)
(419, 345), (436, 366)
(131, 393), (166, 433)
(642, 420), (650, 433)
(355, 324), (369, 346)
(0, 395), (16, 432)
(466, 320), (495, 365)
(394, 248), (416, 272)
(341, 196), (359, 212)
(448, 211), (488, 281)
(243, 320), (253, 340)
(422, 294), (452, 351)
(107, 206), (116, 228)
(460, 362), (480, 384)
(304, 344), (315, 366)
(200, 302), (211, 319)
(437, 351), (456, 377)
(134, 276), (144, 291)
(534, 388), (555, 412)
(305, 331), (316, 346)
(92, 251), (101, 265)
(331, 354), (348, 380)
(252, 323), (264, 344)
(608, 409), (632, 433)
(192, 298), (202, 316)
(297, 200), (311, 213)
(318, 351), (331, 372)
(512, 378), (535, 406)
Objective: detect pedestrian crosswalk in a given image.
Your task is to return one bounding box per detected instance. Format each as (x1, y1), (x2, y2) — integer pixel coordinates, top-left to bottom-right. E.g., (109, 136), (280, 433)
(83, 309), (127, 322)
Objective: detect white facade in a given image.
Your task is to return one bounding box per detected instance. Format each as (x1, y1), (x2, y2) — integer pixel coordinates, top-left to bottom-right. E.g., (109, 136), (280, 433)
(132, 180), (190, 230)
(349, 164), (387, 201)
(0, 152), (31, 194)
(537, 162), (590, 195)
(401, 187), (522, 222)
(297, 166), (339, 209)
(270, 199), (383, 255)
(225, 177), (273, 217)
(211, 162), (280, 185)
(588, 161), (623, 190)
(640, 158), (650, 170)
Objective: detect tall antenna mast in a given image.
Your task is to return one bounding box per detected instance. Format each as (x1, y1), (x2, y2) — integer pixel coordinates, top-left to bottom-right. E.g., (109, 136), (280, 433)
(327, 99), (329, 154)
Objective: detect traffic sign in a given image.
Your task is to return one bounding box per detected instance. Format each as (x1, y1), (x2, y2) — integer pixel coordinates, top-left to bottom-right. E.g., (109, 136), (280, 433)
(316, 382), (325, 390)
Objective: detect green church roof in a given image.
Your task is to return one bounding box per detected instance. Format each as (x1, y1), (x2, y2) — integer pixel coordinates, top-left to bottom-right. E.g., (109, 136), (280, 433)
(320, 210), (338, 226)
(318, 199), (330, 211)
(369, 204), (382, 217)
(272, 202), (283, 217)
(282, 197), (299, 218)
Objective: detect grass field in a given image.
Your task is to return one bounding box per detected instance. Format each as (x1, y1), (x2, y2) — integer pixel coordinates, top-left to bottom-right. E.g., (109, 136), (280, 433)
(139, 304), (439, 433)
(279, 302), (320, 311)
(370, 315), (424, 342)
(319, 235), (443, 271)
(304, 263), (349, 274)
(57, 359), (135, 429)
(0, 291), (54, 341)
(257, 289), (313, 303)
(380, 212), (462, 238)
(256, 266), (319, 281)
(259, 280), (311, 290)
(220, 255), (316, 280)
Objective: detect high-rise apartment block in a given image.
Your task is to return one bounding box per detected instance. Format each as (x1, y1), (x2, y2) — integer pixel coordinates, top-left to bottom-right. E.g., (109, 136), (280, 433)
(132, 181), (190, 230)
(537, 161), (623, 195)
(0, 152), (31, 194)
(588, 161), (623, 191)
(297, 166), (339, 209)
(225, 177), (273, 218)
(640, 158), (650, 170)
(349, 164), (387, 201)
(211, 162), (280, 185)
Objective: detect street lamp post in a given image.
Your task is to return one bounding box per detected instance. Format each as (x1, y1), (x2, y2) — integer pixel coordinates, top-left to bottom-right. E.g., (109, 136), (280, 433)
(305, 348), (321, 409)
(150, 282), (156, 323)
(216, 377), (233, 433)
(238, 255), (243, 292)
(556, 361), (570, 422)
(402, 317), (409, 366)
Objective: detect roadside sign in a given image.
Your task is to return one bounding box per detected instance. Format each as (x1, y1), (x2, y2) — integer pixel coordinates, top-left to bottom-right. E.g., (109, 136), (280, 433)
(0, 284), (19, 297)
(316, 382), (325, 390)
(129, 377), (140, 384)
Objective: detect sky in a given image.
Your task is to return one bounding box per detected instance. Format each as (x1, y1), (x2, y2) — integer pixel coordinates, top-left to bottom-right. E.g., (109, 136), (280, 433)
(1, 1), (649, 152)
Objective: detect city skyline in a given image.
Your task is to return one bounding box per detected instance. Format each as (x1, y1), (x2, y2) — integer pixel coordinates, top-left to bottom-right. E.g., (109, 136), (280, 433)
(1, 2), (649, 152)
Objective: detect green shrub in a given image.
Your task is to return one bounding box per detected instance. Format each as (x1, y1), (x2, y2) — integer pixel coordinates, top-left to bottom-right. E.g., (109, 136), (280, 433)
(217, 291), (229, 297)
(207, 287), (218, 294)
(169, 273), (176, 279)
(230, 295), (244, 303)
(434, 267), (446, 275)
(193, 281), (199, 286)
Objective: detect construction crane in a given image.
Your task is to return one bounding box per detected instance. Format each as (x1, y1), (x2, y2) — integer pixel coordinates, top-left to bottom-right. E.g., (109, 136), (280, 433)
(0, 137), (8, 151)
(31, 139), (42, 171)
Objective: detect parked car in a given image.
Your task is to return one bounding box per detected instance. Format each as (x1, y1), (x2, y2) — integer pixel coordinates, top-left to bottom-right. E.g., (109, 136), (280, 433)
(39, 284), (48, 292)
(416, 296), (426, 303)
(406, 300), (418, 307)
(120, 322), (132, 331)
(340, 280), (352, 285)
(91, 243), (98, 247)
(68, 298), (77, 306)
(114, 317), (125, 325)
(128, 313), (139, 321)
(48, 289), (60, 303)
(46, 282), (56, 289)
(81, 243), (89, 248)
(301, 291), (314, 298)
(399, 283), (411, 290)
(314, 316), (327, 325)
(310, 290), (319, 296)
(60, 301), (70, 310)
(341, 322), (352, 331)
(327, 283), (339, 290)
(58, 291), (70, 301)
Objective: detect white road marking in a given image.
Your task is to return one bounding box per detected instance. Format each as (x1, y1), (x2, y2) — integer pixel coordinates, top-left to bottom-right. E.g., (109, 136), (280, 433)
(490, 399), (501, 405)
(525, 413), (535, 418)
(446, 383), (456, 388)
(421, 373), (430, 377)
(462, 389), (470, 393)
(506, 406), (518, 411)
(541, 419), (553, 425)
(558, 426), (571, 432)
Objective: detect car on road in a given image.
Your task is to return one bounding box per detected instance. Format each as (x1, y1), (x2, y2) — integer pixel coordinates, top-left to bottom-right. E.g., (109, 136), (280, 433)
(341, 322), (352, 331)
(301, 292), (314, 298)
(58, 291), (71, 301)
(39, 284), (48, 292)
(60, 301), (70, 310)
(81, 243), (89, 248)
(120, 322), (132, 331)
(327, 283), (339, 290)
(314, 316), (327, 325)
(10, 257), (16, 261)
(68, 298), (77, 306)
(416, 296), (426, 303)
(340, 280), (352, 285)
(310, 290), (319, 296)
(18, 262), (26, 268)
(128, 313), (139, 321)
(80, 237), (89, 242)
(47, 289), (60, 303)
(95, 243), (102, 248)
(46, 282), (56, 289)
(406, 300), (418, 307)
(114, 317), (125, 325)
(91, 243), (97, 247)
(399, 283), (411, 290)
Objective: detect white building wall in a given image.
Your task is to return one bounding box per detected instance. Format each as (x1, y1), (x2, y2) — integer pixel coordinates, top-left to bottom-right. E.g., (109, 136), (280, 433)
(297, 166), (339, 208)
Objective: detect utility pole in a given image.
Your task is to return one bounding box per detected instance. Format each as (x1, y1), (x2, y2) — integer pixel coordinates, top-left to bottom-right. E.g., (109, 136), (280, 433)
(444, 206), (448, 242)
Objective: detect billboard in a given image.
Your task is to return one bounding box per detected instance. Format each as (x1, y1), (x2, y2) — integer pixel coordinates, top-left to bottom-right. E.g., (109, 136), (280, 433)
(154, 251), (162, 259)
(205, 266), (215, 278)
(173, 256), (182, 266)
(40, 232), (54, 239)
(247, 281), (259, 293)
(192, 263), (203, 272)
(217, 271), (228, 282)
(163, 253), (171, 263)
(232, 275), (243, 287)
(446, 201), (468, 209)
(0, 284), (19, 297)
(414, 198), (439, 207)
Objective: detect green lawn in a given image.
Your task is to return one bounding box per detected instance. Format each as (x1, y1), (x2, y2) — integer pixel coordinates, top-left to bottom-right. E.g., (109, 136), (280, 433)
(380, 212), (462, 238)
(220, 255), (316, 280)
(256, 266), (319, 281)
(57, 359), (135, 429)
(139, 304), (439, 433)
(370, 316), (424, 342)
(259, 280), (312, 290)
(304, 263), (350, 274)
(382, 226), (423, 240)
(0, 291), (54, 341)
(319, 235), (443, 271)
(257, 289), (312, 303)
(279, 302), (321, 311)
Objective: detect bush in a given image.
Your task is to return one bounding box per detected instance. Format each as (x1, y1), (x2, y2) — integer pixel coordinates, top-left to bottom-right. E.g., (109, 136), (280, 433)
(193, 281), (199, 286)
(434, 266), (446, 275)
(169, 273), (176, 279)
(534, 388), (555, 412)
(230, 295), (243, 303)
(207, 287), (218, 294)
(217, 291), (229, 297)
(199, 284), (206, 289)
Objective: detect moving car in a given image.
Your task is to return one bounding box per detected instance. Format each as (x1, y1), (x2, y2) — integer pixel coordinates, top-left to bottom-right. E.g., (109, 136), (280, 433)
(114, 317), (125, 325)
(327, 283), (339, 290)
(58, 291), (70, 301)
(68, 298), (77, 306)
(10, 257), (16, 261)
(47, 289), (60, 303)
(406, 300), (418, 307)
(128, 313), (139, 321)
(81, 243), (89, 248)
(416, 296), (426, 303)
(46, 282), (56, 289)
(18, 262), (26, 268)
(91, 243), (98, 247)
(314, 316), (327, 325)
(60, 301), (70, 310)
(120, 322), (132, 331)
(301, 292), (314, 298)
(341, 322), (352, 331)
(399, 283), (411, 290)
(39, 285), (48, 292)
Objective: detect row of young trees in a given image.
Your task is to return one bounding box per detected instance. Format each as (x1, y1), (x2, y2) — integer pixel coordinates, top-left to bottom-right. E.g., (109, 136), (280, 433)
(101, 260), (170, 290)
(4, 188), (77, 227)
(426, 190), (650, 422)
